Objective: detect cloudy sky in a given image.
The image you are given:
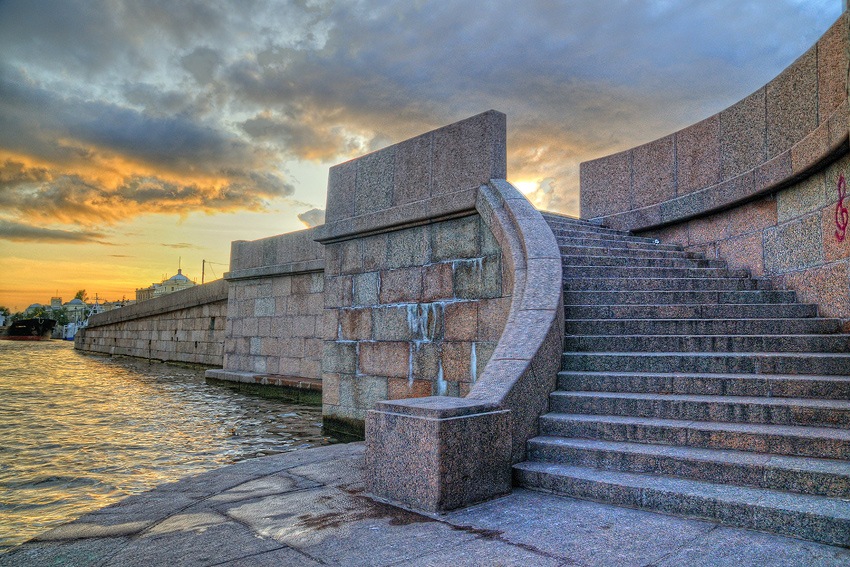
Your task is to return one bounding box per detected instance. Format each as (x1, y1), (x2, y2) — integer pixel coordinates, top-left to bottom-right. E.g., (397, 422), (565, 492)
(0, 0), (842, 309)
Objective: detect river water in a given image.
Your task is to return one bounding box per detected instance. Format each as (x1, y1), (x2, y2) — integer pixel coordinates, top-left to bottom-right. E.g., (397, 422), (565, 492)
(0, 340), (334, 551)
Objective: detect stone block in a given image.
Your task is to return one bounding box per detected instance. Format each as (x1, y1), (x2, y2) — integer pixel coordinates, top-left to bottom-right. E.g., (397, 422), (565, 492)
(441, 341), (473, 383)
(322, 341), (357, 374)
(254, 297), (274, 317)
(443, 301), (478, 341)
(392, 130), (432, 206)
(379, 267), (422, 304)
(386, 225), (429, 269)
(431, 215), (480, 262)
(791, 121), (829, 175)
(366, 397), (511, 512)
(477, 298), (510, 342)
(720, 88), (766, 179)
(355, 147), (395, 215)
(324, 275), (353, 309)
(431, 110), (506, 196)
(777, 173), (827, 223)
(339, 308), (371, 341)
(766, 44), (819, 154)
(422, 262), (454, 302)
(323, 159), (357, 223)
(353, 272), (380, 306)
(726, 196), (777, 237)
(717, 233), (765, 276)
(579, 150), (632, 219)
(817, 13), (849, 120)
(361, 233), (388, 272)
(632, 135), (676, 208)
(371, 306), (415, 341)
(412, 341), (441, 380)
(339, 240), (362, 275)
(387, 377), (433, 400)
(783, 262), (850, 319)
(359, 341), (410, 378)
(763, 213), (825, 273)
(676, 115), (721, 195)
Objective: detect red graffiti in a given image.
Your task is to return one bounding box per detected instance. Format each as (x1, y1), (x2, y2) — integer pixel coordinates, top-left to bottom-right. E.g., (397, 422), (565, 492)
(837, 174), (849, 242)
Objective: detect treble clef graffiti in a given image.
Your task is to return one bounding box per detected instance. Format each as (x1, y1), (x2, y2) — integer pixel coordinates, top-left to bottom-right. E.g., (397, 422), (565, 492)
(837, 174), (849, 243)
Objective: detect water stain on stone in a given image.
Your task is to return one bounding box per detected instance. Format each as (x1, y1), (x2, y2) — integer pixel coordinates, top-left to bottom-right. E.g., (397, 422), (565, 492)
(295, 492), (435, 531)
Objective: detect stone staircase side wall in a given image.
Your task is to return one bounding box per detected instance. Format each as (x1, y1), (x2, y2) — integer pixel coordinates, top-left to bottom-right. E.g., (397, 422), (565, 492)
(580, 12), (850, 327)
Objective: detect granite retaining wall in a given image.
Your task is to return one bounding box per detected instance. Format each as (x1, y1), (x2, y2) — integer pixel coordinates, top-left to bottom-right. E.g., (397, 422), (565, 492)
(75, 279), (228, 366)
(580, 12), (850, 326)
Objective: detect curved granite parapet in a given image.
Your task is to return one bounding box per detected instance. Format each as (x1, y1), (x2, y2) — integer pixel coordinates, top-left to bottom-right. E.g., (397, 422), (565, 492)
(581, 12), (849, 232)
(466, 179), (565, 463)
(366, 180), (564, 511)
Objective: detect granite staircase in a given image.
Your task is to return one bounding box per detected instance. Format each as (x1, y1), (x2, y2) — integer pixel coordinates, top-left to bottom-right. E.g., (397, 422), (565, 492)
(514, 212), (850, 547)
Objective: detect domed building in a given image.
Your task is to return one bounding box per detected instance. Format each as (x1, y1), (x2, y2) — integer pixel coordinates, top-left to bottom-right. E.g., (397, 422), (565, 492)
(135, 269), (196, 302)
(63, 298), (88, 323)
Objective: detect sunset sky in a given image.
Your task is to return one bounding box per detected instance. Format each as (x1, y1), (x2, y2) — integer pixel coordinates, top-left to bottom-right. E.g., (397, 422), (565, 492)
(0, 0), (842, 311)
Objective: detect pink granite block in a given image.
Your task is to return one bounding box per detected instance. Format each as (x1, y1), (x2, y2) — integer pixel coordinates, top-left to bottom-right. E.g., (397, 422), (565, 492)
(817, 13), (849, 120)
(379, 267), (423, 304)
(676, 115), (721, 195)
(422, 262), (453, 302)
(767, 45), (818, 158)
(717, 233), (765, 276)
(632, 135), (676, 208)
(720, 88), (766, 179)
(387, 378), (433, 400)
(443, 301), (478, 341)
(431, 110), (506, 196)
(359, 341), (410, 378)
(393, 130), (432, 206)
(366, 397), (511, 512)
(579, 150), (632, 219)
(339, 308), (372, 341)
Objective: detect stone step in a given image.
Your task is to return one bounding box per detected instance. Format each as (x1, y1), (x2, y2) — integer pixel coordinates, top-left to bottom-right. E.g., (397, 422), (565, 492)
(561, 351), (850, 376)
(513, 461), (850, 547)
(564, 334), (850, 353)
(552, 229), (664, 245)
(538, 412), (850, 460)
(565, 303), (819, 320)
(561, 265), (747, 280)
(563, 290), (798, 306)
(564, 318), (841, 336)
(559, 240), (684, 254)
(561, 254), (727, 269)
(562, 277), (770, 292)
(541, 214), (625, 234)
(548, 391), (850, 428)
(525, 436), (850, 498)
(557, 370), (850, 400)
(558, 244), (698, 259)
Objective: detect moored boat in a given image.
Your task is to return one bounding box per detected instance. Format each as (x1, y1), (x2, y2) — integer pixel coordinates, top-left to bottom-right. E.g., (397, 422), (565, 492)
(2, 318), (57, 341)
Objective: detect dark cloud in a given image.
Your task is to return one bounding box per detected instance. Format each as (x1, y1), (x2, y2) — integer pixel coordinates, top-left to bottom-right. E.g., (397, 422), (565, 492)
(297, 208), (325, 228)
(162, 243), (197, 249)
(0, 0), (841, 222)
(0, 219), (106, 244)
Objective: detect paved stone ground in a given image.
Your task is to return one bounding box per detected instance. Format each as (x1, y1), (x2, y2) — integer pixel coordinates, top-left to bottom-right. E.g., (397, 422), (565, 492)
(3, 442), (850, 567)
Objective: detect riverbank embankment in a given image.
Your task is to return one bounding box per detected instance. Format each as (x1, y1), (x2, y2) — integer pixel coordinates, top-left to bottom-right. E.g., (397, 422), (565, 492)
(4, 442), (850, 566)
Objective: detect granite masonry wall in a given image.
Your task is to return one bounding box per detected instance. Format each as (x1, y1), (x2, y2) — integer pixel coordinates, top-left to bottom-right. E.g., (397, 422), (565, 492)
(75, 279), (228, 366)
(319, 214), (510, 434)
(580, 13), (850, 325)
(205, 228), (325, 390)
(315, 111), (564, 512)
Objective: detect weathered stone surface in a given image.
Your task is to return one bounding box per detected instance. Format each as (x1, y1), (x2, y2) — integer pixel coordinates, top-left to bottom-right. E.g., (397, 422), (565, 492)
(764, 214), (824, 273)
(632, 135), (676, 208)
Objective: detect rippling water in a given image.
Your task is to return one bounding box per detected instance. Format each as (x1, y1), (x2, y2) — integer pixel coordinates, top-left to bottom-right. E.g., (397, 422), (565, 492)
(0, 340), (333, 550)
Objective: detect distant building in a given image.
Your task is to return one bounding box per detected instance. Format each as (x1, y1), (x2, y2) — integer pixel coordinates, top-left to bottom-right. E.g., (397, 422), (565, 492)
(63, 298), (88, 323)
(135, 269), (196, 302)
(50, 297), (62, 310)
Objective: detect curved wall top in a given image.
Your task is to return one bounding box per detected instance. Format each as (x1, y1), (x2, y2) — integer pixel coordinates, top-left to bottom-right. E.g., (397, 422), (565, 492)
(580, 13), (849, 231)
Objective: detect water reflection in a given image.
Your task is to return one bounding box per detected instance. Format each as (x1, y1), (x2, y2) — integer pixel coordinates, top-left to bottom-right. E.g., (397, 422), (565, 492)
(0, 341), (333, 550)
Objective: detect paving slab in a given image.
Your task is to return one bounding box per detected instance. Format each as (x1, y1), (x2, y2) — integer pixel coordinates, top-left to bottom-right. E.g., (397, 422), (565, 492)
(2, 442), (850, 566)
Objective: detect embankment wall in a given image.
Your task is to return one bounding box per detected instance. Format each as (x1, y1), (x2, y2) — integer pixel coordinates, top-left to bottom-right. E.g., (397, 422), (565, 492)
(75, 279), (228, 366)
